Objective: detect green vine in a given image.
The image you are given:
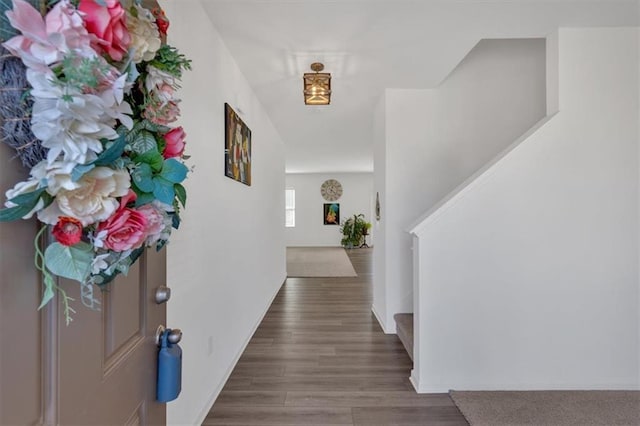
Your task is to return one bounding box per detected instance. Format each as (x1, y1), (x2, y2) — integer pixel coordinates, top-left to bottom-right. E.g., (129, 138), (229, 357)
(147, 45), (192, 78)
(34, 225), (76, 325)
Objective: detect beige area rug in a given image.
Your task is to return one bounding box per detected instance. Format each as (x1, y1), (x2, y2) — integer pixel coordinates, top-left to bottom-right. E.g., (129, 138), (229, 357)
(286, 247), (357, 277)
(450, 390), (640, 426)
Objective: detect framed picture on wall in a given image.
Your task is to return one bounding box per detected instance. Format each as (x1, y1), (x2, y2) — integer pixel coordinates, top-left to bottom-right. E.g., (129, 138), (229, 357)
(324, 203), (340, 225)
(224, 103), (252, 186)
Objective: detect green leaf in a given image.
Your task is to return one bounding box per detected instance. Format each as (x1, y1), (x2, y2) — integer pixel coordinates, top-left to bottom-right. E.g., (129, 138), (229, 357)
(148, 45), (192, 78)
(44, 242), (93, 282)
(126, 60), (140, 84)
(131, 163), (154, 192)
(0, 188), (52, 222)
(38, 280), (55, 310)
(160, 158), (188, 183)
(125, 127), (140, 144)
(128, 247), (145, 265)
(131, 130), (158, 154)
(171, 212), (181, 229)
(116, 124), (128, 138)
(6, 187), (46, 205)
(141, 120), (169, 134)
(152, 177), (176, 205)
(134, 192), (155, 207)
(94, 134), (127, 166)
(156, 239), (167, 251)
(174, 183), (187, 208)
(71, 163), (96, 181)
(0, 204), (33, 222)
(136, 149), (164, 172)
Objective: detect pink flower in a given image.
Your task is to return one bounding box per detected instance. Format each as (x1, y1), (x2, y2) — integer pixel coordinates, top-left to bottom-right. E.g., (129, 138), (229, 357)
(143, 97), (180, 125)
(52, 216), (83, 246)
(156, 83), (175, 104)
(97, 191), (148, 252)
(47, 0), (94, 53)
(3, 0), (94, 71)
(138, 204), (168, 245)
(162, 127), (186, 159)
(78, 0), (131, 62)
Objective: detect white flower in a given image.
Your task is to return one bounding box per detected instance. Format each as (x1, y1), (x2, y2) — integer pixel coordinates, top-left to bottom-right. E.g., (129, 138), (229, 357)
(153, 200), (175, 213)
(27, 69), (134, 164)
(89, 229), (108, 249)
(90, 253), (110, 274)
(3, 160), (77, 219)
(127, 4), (162, 64)
(30, 160), (77, 195)
(28, 71), (117, 164)
(145, 66), (177, 93)
(100, 74), (134, 130)
(37, 167), (130, 226)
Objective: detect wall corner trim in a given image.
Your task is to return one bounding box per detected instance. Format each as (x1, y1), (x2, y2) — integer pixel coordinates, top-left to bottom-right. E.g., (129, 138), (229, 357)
(371, 303), (395, 334)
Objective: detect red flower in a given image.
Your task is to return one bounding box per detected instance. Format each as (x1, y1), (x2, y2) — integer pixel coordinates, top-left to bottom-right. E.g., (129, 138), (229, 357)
(52, 217), (83, 246)
(152, 7), (170, 36)
(97, 191), (148, 252)
(78, 0), (131, 61)
(162, 127), (186, 159)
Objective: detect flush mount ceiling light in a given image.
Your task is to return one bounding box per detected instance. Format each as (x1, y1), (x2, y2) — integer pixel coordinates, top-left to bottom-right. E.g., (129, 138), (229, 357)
(303, 62), (331, 105)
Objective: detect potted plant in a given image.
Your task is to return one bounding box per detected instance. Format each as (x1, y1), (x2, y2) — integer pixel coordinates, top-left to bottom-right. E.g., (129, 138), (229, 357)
(340, 214), (372, 248)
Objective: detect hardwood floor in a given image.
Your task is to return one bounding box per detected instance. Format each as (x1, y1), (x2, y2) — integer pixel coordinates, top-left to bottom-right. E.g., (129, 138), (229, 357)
(204, 248), (468, 426)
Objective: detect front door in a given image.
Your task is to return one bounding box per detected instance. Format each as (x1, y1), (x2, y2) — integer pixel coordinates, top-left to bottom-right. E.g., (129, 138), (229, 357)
(0, 146), (167, 424)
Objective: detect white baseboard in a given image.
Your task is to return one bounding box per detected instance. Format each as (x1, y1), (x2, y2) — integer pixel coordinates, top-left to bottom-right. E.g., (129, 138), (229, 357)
(410, 376), (448, 393)
(371, 303), (396, 334)
(408, 374), (640, 394)
(410, 370), (421, 392)
(192, 277), (285, 425)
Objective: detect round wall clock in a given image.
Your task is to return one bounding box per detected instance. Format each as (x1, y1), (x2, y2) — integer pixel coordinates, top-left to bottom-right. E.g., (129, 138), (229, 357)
(320, 179), (343, 201)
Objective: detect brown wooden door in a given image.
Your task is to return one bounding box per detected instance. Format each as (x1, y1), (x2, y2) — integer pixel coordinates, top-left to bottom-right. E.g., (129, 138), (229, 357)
(0, 148), (167, 424)
(0, 144), (44, 425)
(54, 249), (167, 425)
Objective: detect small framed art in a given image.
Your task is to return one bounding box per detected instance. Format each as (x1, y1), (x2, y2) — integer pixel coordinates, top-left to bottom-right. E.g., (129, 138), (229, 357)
(224, 103), (252, 185)
(324, 203), (340, 225)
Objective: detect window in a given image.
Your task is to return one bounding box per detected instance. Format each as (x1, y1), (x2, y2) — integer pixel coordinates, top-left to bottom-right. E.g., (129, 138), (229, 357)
(285, 189), (295, 227)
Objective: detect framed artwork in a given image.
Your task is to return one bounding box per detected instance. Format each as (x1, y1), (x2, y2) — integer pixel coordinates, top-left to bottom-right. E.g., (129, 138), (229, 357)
(224, 103), (252, 186)
(324, 203), (340, 225)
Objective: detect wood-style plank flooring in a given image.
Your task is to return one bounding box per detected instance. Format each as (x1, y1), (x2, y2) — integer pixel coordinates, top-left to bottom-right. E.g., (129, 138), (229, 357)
(204, 248), (468, 426)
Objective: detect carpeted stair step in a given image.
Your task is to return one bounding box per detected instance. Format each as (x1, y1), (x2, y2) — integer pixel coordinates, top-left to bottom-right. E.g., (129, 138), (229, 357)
(394, 313), (413, 361)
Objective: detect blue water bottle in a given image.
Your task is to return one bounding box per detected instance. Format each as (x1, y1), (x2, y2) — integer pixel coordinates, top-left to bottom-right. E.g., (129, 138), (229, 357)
(157, 328), (182, 402)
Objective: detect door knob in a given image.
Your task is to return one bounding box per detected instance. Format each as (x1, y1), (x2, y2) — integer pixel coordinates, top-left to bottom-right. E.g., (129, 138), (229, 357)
(155, 286), (171, 304)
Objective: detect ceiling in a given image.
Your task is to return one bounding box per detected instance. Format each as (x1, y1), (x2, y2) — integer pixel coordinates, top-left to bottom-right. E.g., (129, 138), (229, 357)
(201, 0), (638, 174)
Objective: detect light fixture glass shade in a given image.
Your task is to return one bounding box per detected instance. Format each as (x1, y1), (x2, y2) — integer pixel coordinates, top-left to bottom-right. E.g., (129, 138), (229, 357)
(303, 72), (331, 105)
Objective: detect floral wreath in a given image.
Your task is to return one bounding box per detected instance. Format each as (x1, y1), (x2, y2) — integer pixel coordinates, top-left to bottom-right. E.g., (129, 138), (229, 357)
(0, 0), (191, 324)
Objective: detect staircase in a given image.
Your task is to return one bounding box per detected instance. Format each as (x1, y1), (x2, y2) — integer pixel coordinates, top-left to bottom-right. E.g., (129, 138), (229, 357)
(394, 313), (413, 361)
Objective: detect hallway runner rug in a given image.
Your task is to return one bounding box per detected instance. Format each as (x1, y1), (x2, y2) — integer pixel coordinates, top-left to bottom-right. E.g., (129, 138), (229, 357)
(286, 247), (357, 277)
(450, 390), (640, 426)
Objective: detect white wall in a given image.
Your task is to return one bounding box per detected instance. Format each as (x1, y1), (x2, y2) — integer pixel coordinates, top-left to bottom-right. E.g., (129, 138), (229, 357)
(160, 1), (286, 424)
(411, 28), (639, 391)
(373, 39), (547, 332)
(285, 173), (374, 247)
